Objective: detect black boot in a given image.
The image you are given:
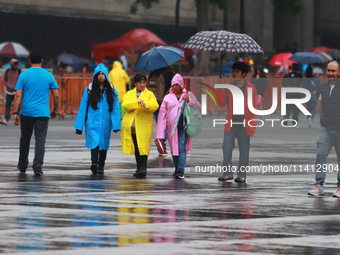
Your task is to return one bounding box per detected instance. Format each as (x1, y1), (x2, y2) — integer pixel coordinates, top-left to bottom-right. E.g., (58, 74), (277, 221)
(97, 150), (107, 175)
(139, 166), (146, 178)
(90, 163), (97, 175)
(133, 153), (141, 177)
(138, 155), (147, 178)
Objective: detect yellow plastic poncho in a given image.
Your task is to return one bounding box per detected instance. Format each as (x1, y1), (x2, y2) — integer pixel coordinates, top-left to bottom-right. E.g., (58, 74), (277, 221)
(121, 88), (159, 156)
(108, 61), (130, 102)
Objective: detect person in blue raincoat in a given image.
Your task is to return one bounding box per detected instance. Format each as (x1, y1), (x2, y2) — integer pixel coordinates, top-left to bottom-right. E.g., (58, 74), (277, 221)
(74, 63), (121, 175)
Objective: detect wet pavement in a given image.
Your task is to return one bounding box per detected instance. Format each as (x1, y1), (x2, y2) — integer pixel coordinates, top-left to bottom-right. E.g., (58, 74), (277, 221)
(1, 113), (340, 254)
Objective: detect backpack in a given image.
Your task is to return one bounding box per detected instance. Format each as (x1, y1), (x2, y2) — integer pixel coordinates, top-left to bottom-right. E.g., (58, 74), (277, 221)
(183, 100), (203, 137)
(147, 73), (164, 105)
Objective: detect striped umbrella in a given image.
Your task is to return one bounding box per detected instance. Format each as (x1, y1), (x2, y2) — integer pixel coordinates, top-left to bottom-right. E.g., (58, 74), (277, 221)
(0, 42), (30, 57)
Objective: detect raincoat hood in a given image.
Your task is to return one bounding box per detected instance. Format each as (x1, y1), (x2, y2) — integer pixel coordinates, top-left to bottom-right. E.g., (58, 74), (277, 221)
(112, 61), (123, 70)
(10, 59), (18, 68)
(92, 63), (109, 83)
(170, 73), (186, 94)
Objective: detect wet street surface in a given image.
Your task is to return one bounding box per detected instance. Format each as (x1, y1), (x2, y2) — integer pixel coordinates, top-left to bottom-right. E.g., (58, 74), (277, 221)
(1, 113), (340, 254)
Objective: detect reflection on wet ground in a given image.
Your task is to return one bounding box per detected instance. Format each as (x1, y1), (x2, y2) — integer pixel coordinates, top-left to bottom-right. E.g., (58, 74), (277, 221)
(0, 169), (340, 254)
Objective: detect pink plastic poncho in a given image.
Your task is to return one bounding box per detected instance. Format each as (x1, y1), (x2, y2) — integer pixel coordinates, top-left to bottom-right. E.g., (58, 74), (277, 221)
(156, 74), (201, 156)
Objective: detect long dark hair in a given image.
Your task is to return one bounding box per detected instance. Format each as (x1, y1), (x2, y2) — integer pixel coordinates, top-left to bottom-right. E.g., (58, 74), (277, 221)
(91, 72), (116, 111)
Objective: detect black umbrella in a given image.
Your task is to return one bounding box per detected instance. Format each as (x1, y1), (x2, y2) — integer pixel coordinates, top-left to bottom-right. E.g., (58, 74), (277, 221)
(182, 30), (264, 77)
(327, 50), (340, 59)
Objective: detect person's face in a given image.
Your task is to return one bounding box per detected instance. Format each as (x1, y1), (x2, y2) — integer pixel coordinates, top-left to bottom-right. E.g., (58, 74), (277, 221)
(172, 83), (182, 94)
(232, 68), (246, 79)
(98, 72), (106, 83)
(136, 79), (146, 92)
(12, 63), (19, 70)
(327, 62), (340, 81)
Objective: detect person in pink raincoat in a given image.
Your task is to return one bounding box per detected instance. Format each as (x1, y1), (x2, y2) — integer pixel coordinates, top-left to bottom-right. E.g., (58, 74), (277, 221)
(156, 73), (201, 179)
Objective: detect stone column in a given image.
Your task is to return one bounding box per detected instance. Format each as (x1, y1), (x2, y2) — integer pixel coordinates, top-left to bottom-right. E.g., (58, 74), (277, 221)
(298, 0), (314, 51)
(261, 0), (274, 54)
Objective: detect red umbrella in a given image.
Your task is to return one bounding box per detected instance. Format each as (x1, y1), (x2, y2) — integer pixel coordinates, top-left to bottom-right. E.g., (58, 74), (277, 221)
(269, 52), (296, 66)
(308, 46), (334, 53)
(170, 42), (199, 55)
(0, 41), (29, 57)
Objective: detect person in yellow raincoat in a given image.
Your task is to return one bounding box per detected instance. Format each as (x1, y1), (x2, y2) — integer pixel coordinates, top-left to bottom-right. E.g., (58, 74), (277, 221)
(121, 74), (159, 178)
(108, 60), (130, 119)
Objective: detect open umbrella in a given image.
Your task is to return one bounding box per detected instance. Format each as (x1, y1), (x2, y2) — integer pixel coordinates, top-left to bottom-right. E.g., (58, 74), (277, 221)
(289, 52), (325, 64)
(169, 42), (199, 56)
(133, 46), (184, 73)
(315, 52), (333, 62)
(182, 30), (264, 78)
(57, 53), (82, 65)
(308, 46), (334, 53)
(0, 42), (29, 57)
(269, 52), (296, 66)
(327, 50), (340, 59)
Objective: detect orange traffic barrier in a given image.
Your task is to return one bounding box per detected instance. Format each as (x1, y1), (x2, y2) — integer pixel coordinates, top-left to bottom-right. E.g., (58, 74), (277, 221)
(0, 73), (324, 118)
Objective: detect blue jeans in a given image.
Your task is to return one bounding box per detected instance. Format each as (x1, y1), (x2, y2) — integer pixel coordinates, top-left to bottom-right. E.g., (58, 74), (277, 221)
(315, 127), (340, 186)
(153, 108), (168, 152)
(306, 94), (318, 120)
(223, 126), (250, 178)
(18, 115), (49, 173)
(172, 129), (188, 172)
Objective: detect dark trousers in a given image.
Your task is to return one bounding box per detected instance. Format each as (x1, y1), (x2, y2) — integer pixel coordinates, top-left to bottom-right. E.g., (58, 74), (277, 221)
(223, 126), (250, 178)
(91, 146), (107, 171)
(132, 133), (147, 170)
(5, 94), (15, 121)
(284, 104), (299, 124)
(18, 115), (49, 173)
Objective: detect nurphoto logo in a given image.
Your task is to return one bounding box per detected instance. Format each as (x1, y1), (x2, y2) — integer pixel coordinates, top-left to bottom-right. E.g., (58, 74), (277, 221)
(200, 83), (312, 128)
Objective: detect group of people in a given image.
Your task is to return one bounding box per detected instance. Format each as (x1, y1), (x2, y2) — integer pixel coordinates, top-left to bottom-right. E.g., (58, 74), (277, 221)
(4, 49), (340, 197)
(74, 63), (200, 179)
(10, 50), (201, 179)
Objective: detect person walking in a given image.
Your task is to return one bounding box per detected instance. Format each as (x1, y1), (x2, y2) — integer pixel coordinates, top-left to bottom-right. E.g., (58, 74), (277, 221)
(308, 61), (340, 197)
(108, 60), (130, 120)
(121, 74), (158, 178)
(155, 73), (201, 179)
(74, 63), (121, 175)
(12, 50), (59, 176)
(0, 59), (21, 125)
(302, 66), (321, 128)
(282, 63), (303, 128)
(148, 66), (175, 156)
(217, 62), (258, 183)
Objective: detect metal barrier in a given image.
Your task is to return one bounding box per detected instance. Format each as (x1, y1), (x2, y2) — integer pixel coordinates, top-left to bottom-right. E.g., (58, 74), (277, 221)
(0, 73), (325, 119)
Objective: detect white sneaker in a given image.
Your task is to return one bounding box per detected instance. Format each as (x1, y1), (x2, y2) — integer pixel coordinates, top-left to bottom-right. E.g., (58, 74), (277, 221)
(333, 187), (340, 197)
(308, 117), (312, 129)
(308, 184), (324, 196)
